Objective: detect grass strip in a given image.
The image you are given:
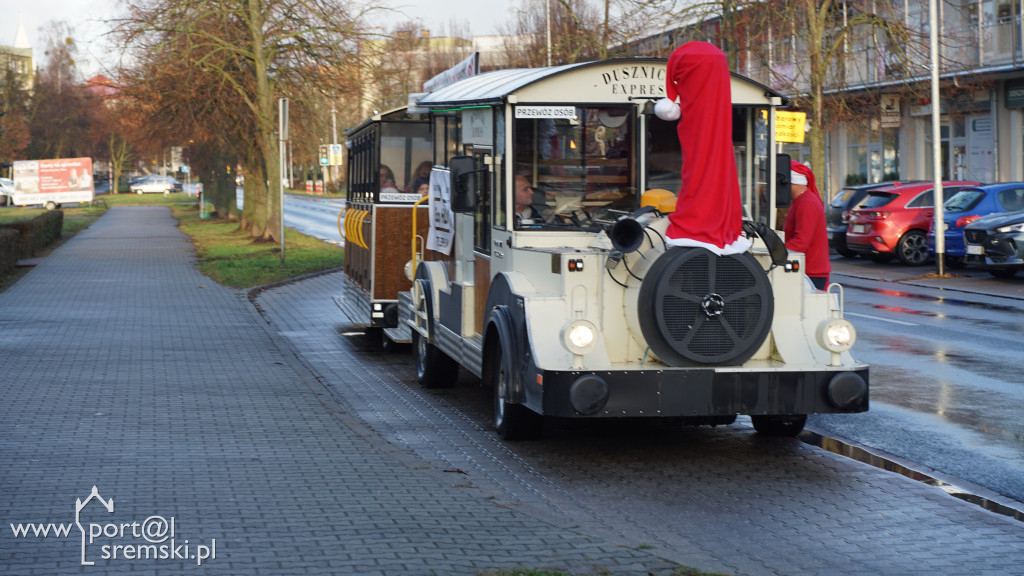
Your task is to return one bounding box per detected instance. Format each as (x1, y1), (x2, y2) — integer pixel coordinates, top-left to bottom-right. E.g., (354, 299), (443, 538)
(173, 206), (343, 289)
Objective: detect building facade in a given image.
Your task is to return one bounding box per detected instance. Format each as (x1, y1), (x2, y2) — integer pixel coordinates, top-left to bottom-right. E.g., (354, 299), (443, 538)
(762, 1), (1023, 198)
(1, 19), (34, 92)
(631, 1), (1024, 199)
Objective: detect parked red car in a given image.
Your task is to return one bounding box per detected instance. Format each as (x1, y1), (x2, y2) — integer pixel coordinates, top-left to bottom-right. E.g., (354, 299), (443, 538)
(846, 181), (981, 265)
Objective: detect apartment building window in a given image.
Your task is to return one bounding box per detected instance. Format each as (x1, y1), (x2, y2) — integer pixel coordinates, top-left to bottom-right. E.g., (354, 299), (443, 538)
(846, 125), (900, 184)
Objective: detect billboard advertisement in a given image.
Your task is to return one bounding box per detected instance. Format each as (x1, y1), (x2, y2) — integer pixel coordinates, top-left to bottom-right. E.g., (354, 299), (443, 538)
(12, 158), (96, 206)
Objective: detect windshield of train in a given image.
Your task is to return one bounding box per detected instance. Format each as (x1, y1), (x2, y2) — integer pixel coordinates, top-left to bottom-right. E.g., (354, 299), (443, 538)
(647, 105), (773, 225)
(512, 105), (636, 230)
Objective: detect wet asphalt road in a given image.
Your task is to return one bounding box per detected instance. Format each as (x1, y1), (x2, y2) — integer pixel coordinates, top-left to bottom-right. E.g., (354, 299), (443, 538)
(278, 200), (1024, 508)
(814, 256), (1024, 504)
(237, 190), (346, 245)
(256, 269), (1024, 576)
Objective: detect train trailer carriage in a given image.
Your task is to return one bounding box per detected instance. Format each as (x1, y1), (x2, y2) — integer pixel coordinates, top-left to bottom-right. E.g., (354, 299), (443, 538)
(334, 107), (436, 347)
(398, 57), (868, 439)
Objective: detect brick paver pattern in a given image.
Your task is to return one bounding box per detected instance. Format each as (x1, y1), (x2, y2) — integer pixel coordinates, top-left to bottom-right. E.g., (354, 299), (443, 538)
(0, 207), (681, 575)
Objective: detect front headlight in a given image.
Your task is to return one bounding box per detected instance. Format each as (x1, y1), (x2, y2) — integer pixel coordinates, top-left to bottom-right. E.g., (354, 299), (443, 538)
(816, 318), (856, 353)
(996, 222), (1024, 234)
(561, 319), (598, 355)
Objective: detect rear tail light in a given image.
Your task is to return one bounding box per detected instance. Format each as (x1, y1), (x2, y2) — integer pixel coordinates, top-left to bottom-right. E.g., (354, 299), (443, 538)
(955, 214), (982, 228)
(841, 210), (851, 222)
(863, 211), (889, 221)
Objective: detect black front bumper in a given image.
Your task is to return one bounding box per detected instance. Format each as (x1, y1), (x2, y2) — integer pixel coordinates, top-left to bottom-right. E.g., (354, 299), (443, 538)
(964, 232), (1024, 269)
(537, 367), (870, 418)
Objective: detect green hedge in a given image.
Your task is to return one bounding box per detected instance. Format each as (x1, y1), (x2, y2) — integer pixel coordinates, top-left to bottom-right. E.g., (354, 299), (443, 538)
(0, 210), (64, 266)
(0, 229), (19, 276)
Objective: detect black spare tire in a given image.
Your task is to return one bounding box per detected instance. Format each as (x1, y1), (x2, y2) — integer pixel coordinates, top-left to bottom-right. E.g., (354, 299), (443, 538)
(637, 247), (773, 366)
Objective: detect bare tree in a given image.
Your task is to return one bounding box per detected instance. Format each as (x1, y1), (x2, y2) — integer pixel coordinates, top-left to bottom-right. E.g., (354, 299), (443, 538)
(501, 0), (605, 66)
(0, 65), (32, 161)
(116, 0), (379, 241)
(27, 22), (102, 160)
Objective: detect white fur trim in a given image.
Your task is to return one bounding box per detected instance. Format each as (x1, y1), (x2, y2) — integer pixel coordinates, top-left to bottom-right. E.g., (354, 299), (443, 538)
(654, 98), (681, 121)
(664, 234), (752, 256)
(790, 171), (808, 186)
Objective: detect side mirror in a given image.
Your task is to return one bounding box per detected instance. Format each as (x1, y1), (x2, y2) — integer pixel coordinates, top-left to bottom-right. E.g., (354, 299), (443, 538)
(449, 155), (480, 213)
(775, 153), (792, 207)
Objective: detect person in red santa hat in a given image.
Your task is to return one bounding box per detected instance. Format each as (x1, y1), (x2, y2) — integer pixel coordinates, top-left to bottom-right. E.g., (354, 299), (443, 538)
(653, 41), (750, 256)
(784, 160), (831, 289)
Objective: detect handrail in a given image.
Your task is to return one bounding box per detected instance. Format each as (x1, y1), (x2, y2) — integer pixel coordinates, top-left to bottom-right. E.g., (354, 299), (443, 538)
(411, 195), (429, 277)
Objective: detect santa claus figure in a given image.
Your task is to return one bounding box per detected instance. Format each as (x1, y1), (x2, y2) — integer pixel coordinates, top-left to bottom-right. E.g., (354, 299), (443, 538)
(654, 42), (750, 256)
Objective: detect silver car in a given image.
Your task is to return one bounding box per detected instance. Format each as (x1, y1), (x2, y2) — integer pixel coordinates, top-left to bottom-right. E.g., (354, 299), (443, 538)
(0, 177), (13, 205)
(130, 175), (182, 195)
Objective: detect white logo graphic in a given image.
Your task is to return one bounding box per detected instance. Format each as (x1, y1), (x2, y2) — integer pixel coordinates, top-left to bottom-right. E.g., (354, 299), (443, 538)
(76, 486), (115, 565)
(6, 486), (218, 566)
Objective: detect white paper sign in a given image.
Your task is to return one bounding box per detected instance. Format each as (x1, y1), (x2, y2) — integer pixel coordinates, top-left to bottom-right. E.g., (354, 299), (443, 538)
(515, 106), (577, 119)
(426, 169), (454, 255)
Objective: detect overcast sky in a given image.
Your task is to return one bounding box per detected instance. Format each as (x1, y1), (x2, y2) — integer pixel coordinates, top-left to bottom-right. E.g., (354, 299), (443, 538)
(3, 0), (510, 79)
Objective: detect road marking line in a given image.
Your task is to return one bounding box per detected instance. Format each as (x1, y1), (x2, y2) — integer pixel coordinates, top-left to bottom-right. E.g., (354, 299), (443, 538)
(847, 311), (918, 326)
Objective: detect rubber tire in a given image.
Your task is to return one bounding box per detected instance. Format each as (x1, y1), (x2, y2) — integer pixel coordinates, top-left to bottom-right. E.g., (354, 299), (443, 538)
(838, 248), (858, 258)
(44, 201), (58, 211)
(134, 188), (143, 194)
(751, 414), (807, 436)
(896, 230), (929, 266)
(379, 329), (395, 353)
(365, 327), (394, 352)
(491, 340), (543, 441)
(989, 268), (1017, 279)
(411, 329), (458, 388)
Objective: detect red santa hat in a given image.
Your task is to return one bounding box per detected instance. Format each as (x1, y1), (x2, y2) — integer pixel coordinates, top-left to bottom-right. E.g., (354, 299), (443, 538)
(658, 42), (750, 255)
(790, 160), (819, 197)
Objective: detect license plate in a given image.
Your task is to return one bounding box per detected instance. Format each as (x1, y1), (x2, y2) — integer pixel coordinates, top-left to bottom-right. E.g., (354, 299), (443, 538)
(852, 224), (866, 234)
(966, 244), (984, 255)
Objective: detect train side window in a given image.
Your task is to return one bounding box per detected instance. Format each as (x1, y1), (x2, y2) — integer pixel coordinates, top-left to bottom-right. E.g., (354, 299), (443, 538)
(495, 108), (507, 229)
(473, 150), (492, 254)
(433, 114), (462, 168)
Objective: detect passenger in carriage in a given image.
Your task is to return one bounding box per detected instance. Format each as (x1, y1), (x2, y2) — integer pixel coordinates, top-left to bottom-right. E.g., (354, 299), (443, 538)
(411, 177), (430, 197)
(379, 165), (400, 193)
(406, 161), (433, 194)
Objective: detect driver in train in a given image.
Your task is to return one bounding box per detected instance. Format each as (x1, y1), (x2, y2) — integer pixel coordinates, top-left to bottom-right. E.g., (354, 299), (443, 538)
(514, 175), (553, 224)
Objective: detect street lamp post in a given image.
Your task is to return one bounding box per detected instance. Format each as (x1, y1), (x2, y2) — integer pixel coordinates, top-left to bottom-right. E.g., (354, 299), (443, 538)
(930, 0), (945, 276)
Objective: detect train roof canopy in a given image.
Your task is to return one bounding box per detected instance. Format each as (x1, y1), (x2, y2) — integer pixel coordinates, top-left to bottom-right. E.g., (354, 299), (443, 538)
(344, 106), (430, 137)
(414, 58), (786, 109)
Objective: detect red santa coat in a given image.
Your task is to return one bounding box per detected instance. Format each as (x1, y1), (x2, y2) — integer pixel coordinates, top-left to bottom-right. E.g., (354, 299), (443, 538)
(657, 42), (750, 255)
(783, 161), (831, 283)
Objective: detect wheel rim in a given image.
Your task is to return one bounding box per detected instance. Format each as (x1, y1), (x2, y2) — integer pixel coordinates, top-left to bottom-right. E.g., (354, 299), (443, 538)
(900, 232), (928, 265)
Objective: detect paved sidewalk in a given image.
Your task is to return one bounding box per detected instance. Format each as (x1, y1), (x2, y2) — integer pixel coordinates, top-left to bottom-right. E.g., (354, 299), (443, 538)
(0, 207), (680, 575)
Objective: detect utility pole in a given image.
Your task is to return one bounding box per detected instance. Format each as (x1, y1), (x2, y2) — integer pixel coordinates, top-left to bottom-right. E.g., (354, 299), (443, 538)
(279, 98), (289, 264)
(331, 96), (338, 190)
(930, 0), (945, 276)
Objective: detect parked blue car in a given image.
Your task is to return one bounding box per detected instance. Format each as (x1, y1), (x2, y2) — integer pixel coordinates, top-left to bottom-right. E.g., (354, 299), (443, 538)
(927, 182), (1024, 267)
